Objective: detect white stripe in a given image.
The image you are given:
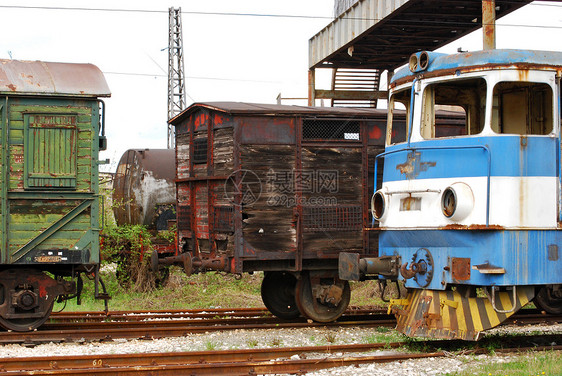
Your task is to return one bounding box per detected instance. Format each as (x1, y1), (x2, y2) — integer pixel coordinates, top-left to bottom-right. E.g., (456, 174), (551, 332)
(378, 176), (556, 228)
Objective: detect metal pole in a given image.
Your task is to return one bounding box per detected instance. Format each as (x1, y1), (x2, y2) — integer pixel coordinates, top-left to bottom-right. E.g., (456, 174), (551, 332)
(482, 0), (496, 50)
(167, 7), (186, 149)
(308, 69), (316, 107)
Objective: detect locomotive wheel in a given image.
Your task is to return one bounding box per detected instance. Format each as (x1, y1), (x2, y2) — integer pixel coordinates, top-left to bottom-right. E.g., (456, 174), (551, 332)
(0, 301), (54, 332)
(260, 271), (300, 320)
(295, 272), (350, 323)
(534, 285), (562, 314)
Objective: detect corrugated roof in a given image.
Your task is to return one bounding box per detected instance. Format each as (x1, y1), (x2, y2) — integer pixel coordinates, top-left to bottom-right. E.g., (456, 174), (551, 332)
(169, 101), (389, 124)
(0, 59), (110, 97)
(309, 0), (532, 70)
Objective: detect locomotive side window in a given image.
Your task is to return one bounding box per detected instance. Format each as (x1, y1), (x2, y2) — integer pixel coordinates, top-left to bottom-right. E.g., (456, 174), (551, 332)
(387, 88), (410, 144)
(491, 82), (552, 135)
(421, 78), (486, 139)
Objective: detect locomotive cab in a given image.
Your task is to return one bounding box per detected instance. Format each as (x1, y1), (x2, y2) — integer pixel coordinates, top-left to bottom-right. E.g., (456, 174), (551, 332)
(342, 50), (562, 340)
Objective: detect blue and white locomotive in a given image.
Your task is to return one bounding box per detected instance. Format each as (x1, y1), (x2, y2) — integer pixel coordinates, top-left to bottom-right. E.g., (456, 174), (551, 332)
(341, 49), (562, 341)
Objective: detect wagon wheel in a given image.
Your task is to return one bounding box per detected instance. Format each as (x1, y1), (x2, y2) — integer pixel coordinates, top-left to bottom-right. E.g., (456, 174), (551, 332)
(534, 285), (562, 314)
(260, 271), (300, 320)
(295, 272), (350, 323)
(0, 301), (54, 332)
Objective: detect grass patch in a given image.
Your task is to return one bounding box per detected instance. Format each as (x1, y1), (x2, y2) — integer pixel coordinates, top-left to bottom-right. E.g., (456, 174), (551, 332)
(363, 327), (409, 345)
(54, 266), (264, 312)
(349, 280), (404, 308)
(445, 351), (562, 376)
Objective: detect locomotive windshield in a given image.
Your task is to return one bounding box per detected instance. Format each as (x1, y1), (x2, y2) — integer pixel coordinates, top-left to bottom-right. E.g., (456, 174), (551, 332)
(387, 74), (556, 145)
(420, 78), (486, 139)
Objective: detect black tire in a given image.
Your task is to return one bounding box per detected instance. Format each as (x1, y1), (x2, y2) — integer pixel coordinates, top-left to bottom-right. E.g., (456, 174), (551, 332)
(261, 271), (300, 320)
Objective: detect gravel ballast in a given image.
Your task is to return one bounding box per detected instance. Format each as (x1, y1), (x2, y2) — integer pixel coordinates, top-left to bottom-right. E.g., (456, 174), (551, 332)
(0, 322), (560, 375)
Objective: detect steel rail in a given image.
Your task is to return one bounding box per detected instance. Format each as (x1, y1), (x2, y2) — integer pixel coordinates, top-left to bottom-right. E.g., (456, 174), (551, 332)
(0, 318), (397, 345)
(41, 314), (395, 332)
(49, 306), (386, 322)
(1, 341), (561, 375)
(0, 342), (404, 373)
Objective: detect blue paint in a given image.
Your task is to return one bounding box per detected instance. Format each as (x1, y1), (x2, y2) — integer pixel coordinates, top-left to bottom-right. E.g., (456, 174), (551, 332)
(392, 49), (562, 85)
(379, 229), (562, 290)
(382, 136), (557, 182)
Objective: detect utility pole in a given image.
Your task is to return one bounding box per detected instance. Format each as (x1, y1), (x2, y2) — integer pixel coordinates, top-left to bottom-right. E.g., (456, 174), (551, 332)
(167, 7), (186, 149)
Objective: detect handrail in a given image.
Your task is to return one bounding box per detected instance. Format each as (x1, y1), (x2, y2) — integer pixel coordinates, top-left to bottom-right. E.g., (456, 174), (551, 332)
(373, 144), (492, 226)
(556, 74), (562, 222)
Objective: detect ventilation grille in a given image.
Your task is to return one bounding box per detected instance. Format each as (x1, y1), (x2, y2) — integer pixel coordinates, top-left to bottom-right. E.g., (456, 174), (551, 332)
(303, 205), (362, 232)
(303, 120), (360, 141)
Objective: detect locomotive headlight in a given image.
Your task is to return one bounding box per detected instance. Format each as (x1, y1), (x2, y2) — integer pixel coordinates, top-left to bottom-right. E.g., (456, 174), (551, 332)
(372, 190), (386, 220)
(441, 182), (474, 221)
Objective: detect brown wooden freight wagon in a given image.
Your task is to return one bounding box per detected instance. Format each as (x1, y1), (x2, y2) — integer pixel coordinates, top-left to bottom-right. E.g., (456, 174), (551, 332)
(167, 102), (397, 322)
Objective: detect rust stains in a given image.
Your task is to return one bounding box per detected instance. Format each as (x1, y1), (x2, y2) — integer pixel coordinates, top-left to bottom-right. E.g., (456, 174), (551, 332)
(396, 151), (436, 179)
(368, 125), (383, 140)
(451, 257), (471, 281)
(440, 224), (504, 230)
(392, 63), (560, 88)
(517, 69), (530, 81)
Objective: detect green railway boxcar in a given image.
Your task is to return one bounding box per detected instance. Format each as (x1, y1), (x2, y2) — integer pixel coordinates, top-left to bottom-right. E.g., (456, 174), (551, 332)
(0, 59), (110, 331)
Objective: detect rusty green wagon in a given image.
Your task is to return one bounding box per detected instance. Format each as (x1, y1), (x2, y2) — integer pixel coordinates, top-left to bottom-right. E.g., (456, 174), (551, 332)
(0, 59), (110, 331)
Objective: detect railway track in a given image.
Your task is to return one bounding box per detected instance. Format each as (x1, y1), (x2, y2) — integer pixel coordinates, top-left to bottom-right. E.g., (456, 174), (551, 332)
(2, 334), (561, 375)
(48, 306), (387, 323)
(0, 307), (559, 345)
(0, 307), (395, 345)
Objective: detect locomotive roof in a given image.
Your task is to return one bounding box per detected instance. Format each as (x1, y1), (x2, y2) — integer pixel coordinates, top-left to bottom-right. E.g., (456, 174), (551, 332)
(0, 59), (110, 97)
(169, 102), (388, 124)
(391, 49), (562, 87)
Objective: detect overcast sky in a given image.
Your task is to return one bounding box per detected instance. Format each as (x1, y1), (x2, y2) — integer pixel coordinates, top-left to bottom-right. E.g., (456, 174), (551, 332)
(0, 1), (560, 171)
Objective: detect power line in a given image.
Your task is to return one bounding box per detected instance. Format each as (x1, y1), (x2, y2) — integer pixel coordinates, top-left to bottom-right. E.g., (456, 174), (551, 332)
(103, 71), (281, 83)
(0, 5), (332, 19)
(1, 3), (561, 23)
(0, 4), (561, 29)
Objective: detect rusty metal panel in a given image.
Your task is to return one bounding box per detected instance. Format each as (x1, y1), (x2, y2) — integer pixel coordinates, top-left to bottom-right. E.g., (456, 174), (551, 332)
(451, 257), (471, 281)
(0, 59), (110, 97)
(239, 118), (296, 145)
(112, 149), (176, 227)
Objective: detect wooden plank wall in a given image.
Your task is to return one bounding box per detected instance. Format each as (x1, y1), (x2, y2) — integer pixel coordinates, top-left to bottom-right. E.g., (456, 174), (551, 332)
(301, 146), (363, 255)
(240, 144), (297, 254)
